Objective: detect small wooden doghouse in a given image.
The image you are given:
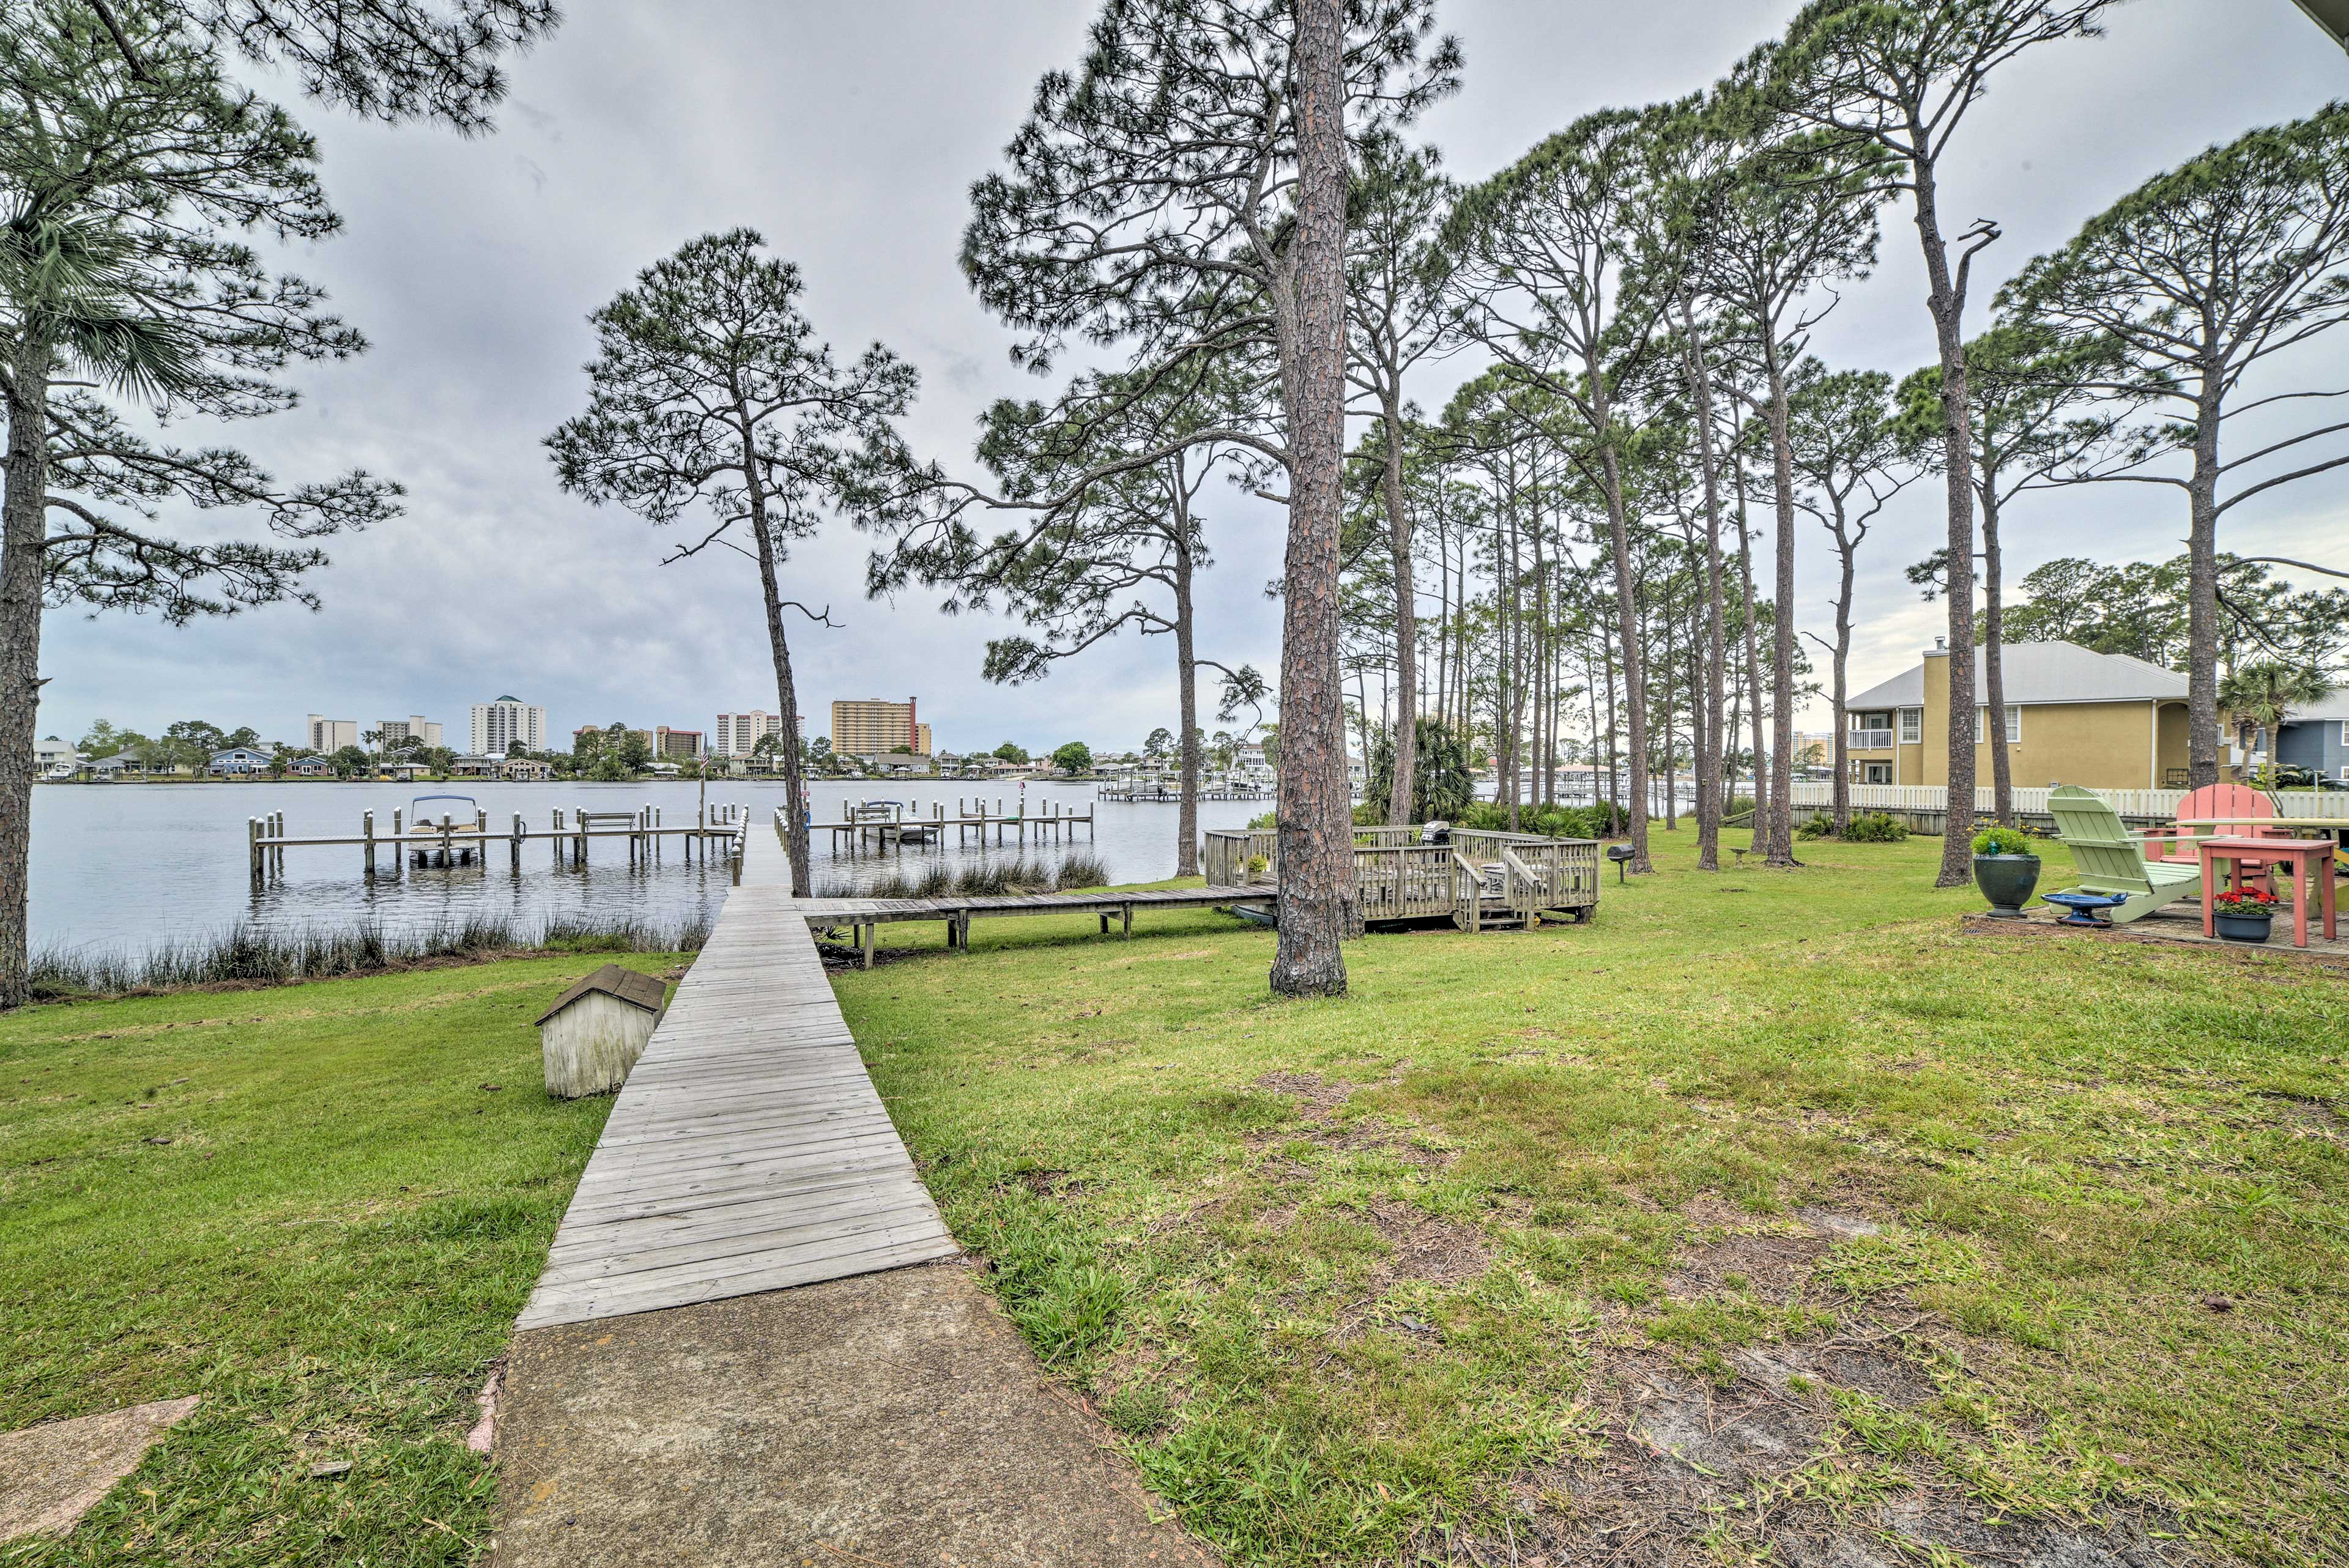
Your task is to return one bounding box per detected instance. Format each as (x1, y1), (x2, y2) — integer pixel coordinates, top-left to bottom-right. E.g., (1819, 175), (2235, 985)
(535, 964), (667, 1098)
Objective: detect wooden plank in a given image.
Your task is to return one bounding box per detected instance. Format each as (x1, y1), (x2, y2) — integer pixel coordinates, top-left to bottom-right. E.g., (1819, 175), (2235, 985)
(515, 827), (954, 1333)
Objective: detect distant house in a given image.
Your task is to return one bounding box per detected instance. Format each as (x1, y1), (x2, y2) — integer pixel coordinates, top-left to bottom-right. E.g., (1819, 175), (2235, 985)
(2276, 688), (2349, 785)
(450, 753), (501, 778)
(86, 751), (146, 779)
(288, 754), (334, 777)
(500, 756), (551, 782)
(382, 760), (432, 781)
(1841, 640), (2229, 793)
(34, 738), (80, 778)
(207, 747), (273, 776)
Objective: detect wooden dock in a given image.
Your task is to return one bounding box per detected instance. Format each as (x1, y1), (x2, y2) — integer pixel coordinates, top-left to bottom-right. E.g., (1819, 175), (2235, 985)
(813, 796), (1093, 852)
(247, 802), (749, 882)
(514, 825), (955, 1331)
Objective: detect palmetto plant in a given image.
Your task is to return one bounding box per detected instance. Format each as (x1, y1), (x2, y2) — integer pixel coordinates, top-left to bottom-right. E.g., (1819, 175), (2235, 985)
(2217, 661), (2331, 778)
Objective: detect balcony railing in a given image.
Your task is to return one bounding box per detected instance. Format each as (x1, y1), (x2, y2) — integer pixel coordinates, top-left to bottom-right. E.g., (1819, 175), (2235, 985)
(1846, 728), (1895, 750)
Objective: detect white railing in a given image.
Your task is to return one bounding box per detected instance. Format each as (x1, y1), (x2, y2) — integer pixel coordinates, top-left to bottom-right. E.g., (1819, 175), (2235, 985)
(1787, 782), (2339, 820)
(1845, 728), (1894, 750)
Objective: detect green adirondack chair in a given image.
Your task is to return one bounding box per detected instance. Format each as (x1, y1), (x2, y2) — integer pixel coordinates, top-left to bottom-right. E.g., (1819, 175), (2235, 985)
(2046, 783), (2202, 923)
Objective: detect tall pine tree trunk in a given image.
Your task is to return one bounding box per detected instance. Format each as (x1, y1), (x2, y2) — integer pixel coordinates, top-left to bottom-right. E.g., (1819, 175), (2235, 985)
(1762, 343), (1800, 867)
(1734, 451), (1767, 835)
(1830, 522), (1855, 837)
(1910, 161), (1980, 887)
(2186, 383), (2224, 788)
(1595, 388), (1653, 873)
(749, 511), (815, 897)
(1379, 386), (1417, 826)
(1269, 0), (1352, 997)
(1682, 303), (1730, 872)
(0, 338), (53, 1010)
(1174, 541), (1201, 877)
(1980, 483), (2013, 824)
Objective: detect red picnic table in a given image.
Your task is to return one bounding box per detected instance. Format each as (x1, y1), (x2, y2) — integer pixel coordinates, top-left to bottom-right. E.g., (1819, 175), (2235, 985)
(2198, 835), (2337, 949)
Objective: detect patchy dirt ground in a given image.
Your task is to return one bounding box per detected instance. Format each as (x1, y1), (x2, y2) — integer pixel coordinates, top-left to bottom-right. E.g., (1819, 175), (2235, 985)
(1208, 1076), (2195, 1567)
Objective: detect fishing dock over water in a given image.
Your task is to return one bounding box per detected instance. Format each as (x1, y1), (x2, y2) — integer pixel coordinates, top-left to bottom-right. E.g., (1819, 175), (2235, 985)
(245, 802), (750, 882)
(1096, 775), (1271, 802)
(812, 795), (1092, 852)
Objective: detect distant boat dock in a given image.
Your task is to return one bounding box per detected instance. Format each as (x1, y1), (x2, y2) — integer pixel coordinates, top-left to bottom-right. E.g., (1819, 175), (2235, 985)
(246, 801), (751, 882)
(1096, 774), (1271, 802)
(815, 796), (1093, 852)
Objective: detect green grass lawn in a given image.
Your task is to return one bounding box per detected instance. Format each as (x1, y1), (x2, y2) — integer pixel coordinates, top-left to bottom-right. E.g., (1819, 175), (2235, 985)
(833, 832), (2349, 1567)
(0, 955), (664, 1566)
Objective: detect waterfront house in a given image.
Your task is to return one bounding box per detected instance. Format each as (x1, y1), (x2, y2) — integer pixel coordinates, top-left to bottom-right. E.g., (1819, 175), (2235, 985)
(500, 756), (552, 782)
(207, 747), (273, 777)
(1841, 640), (2230, 792)
(85, 750), (146, 780)
(34, 738), (80, 778)
(450, 753), (502, 778)
(2275, 687), (2349, 785)
(289, 755), (334, 777)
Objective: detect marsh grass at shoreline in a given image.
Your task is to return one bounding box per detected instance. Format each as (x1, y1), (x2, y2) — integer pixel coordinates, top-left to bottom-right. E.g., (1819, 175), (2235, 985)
(28, 911), (710, 1001)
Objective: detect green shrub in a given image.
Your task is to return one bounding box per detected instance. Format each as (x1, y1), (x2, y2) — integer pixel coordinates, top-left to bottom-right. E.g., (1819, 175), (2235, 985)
(1797, 810), (1909, 843)
(1246, 809), (1277, 830)
(1456, 801), (1627, 840)
(1971, 826), (2032, 856)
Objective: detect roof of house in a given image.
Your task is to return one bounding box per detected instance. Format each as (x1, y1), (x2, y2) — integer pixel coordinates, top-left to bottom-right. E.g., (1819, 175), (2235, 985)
(2291, 687), (2349, 723)
(535, 964), (667, 1025)
(1847, 642), (2189, 711)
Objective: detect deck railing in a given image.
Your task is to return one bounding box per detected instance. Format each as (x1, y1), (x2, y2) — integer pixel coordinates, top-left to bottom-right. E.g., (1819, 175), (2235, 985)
(1201, 825), (1600, 926)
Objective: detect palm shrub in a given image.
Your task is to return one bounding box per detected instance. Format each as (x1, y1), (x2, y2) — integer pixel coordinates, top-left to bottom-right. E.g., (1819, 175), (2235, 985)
(1367, 718), (1475, 824)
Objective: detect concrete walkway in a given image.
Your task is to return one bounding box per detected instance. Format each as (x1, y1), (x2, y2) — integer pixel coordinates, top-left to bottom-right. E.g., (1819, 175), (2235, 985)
(491, 1263), (1209, 1567)
(492, 826), (1210, 1565)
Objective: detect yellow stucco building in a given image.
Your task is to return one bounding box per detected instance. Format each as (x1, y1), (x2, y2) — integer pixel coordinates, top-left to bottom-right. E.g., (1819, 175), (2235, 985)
(1843, 641), (2209, 792)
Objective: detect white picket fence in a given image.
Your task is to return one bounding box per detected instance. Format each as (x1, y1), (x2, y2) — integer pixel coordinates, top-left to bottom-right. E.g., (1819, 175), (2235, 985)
(1787, 781), (2339, 821)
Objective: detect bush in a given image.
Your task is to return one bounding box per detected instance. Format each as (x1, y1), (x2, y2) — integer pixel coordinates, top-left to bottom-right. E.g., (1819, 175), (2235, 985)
(1797, 810), (1909, 843)
(1455, 801), (1627, 840)
(1971, 826), (2032, 856)
(1247, 809), (1277, 830)
(1365, 717), (1475, 824)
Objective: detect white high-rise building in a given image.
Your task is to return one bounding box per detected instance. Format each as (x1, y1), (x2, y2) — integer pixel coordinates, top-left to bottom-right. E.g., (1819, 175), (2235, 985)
(470, 697), (546, 756)
(306, 714), (358, 753)
(377, 715), (443, 750)
(713, 710), (794, 756)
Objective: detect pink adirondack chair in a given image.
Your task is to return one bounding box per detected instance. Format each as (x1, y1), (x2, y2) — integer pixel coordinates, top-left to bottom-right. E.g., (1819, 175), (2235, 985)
(2158, 782), (2282, 871)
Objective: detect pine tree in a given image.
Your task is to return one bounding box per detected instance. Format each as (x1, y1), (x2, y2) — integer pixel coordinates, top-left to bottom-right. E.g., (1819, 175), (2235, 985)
(546, 229), (921, 897)
(0, 1), (405, 1007)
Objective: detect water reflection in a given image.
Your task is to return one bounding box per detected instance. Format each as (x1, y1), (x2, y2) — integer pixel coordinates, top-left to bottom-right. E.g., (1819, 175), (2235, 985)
(29, 779), (1267, 955)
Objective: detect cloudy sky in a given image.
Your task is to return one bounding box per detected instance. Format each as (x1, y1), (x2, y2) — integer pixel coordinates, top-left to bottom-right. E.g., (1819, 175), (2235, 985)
(33, 0), (2348, 756)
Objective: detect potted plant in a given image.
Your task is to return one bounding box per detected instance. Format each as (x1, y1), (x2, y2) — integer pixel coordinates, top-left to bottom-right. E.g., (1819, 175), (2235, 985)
(2209, 885), (2279, 943)
(1971, 825), (2041, 918)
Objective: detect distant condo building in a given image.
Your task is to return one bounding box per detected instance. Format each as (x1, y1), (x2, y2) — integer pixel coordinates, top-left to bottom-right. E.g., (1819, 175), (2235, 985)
(832, 697), (930, 757)
(470, 696), (546, 756)
(713, 709), (801, 756)
(378, 715), (443, 750)
(306, 714), (358, 753)
(653, 727), (705, 761)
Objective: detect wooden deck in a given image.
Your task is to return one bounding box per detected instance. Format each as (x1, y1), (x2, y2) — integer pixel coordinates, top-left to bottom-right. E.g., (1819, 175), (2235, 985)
(514, 827), (956, 1331)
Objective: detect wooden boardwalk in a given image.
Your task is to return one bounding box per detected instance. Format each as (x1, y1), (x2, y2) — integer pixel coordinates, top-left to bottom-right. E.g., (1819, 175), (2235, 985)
(514, 827), (956, 1331)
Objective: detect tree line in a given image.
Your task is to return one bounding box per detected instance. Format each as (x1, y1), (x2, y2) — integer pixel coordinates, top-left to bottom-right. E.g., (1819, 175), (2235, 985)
(7, 0), (2348, 1007)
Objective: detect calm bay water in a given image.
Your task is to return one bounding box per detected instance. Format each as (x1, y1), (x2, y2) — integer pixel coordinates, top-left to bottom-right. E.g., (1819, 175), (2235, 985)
(28, 779), (1271, 957)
